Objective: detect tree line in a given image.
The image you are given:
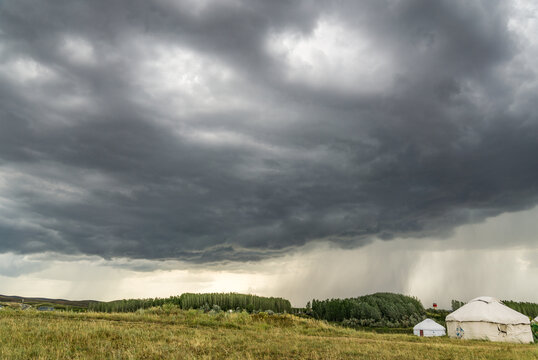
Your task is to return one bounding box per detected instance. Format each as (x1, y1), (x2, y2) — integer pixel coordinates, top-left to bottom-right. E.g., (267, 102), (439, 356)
(88, 297), (174, 313)
(178, 293), (291, 313)
(502, 300), (538, 319)
(88, 293), (291, 313)
(309, 292), (426, 328)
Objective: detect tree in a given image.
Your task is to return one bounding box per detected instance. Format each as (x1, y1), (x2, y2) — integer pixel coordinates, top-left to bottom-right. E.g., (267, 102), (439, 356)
(451, 300), (465, 311)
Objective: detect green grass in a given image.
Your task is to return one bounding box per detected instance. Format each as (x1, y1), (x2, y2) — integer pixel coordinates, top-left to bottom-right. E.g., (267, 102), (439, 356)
(0, 308), (536, 359)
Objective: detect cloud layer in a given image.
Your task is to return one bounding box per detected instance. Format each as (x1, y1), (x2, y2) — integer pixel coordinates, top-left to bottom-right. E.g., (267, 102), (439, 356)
(1, 0), (537, 262)
(2, 206), (538, 306)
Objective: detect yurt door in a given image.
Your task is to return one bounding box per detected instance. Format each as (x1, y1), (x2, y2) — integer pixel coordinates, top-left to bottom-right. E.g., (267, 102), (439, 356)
(420, 330), (424, 337)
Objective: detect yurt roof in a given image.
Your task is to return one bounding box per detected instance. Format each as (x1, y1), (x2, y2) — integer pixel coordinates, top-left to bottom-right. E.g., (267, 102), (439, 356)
(413, 318), (445, 331)
(446, 296), (530, 325)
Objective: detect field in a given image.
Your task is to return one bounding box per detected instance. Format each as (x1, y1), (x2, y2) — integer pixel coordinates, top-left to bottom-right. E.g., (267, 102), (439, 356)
(0, 309), (536, 359)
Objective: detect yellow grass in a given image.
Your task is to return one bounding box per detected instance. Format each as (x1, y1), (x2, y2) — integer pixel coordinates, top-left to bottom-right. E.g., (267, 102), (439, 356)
(0, 308), (536, 359)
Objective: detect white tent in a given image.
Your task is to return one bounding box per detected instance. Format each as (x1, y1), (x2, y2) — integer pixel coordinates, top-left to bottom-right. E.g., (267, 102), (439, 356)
(413, 318), (446, 337)
(446, 296), (533, 343)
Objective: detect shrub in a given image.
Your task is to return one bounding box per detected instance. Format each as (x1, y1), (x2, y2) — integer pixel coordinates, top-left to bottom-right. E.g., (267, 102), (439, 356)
(531, 323), (538, 343)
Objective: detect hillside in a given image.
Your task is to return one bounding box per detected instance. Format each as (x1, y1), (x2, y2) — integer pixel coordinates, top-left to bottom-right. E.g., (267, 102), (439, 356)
(0, 294), (95, 309)
(0, 308), (536, 359)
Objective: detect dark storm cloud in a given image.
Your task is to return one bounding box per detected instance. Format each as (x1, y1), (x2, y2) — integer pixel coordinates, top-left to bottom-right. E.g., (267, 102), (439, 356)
(0, 0), (537, 262)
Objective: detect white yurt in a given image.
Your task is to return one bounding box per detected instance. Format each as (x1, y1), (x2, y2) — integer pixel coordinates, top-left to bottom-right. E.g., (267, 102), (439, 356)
(413, 318), (446, 337)
(446, 296), (533, 343)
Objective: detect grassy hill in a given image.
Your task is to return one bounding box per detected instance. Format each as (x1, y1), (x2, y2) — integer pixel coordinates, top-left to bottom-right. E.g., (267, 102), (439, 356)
(0, 307), (536, 359)
(0, 294), (95, 309)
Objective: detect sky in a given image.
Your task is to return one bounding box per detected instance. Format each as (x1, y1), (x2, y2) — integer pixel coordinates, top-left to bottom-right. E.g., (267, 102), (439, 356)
(0, 0), (537, 309)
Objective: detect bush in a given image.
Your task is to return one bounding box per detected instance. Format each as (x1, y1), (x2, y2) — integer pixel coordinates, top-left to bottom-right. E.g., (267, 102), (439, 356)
(531, 323), (538, 343)
(200, 303), (210, 313)
(162, 303), (180, 314)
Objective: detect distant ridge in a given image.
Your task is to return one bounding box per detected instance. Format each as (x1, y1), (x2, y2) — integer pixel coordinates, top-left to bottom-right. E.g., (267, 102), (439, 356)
(0, 294), (96, 308)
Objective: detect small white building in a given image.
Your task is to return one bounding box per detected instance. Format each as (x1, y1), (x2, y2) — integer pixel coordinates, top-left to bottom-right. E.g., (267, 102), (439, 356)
(446, 296), (534, 343)
(413, 318), (446, 337)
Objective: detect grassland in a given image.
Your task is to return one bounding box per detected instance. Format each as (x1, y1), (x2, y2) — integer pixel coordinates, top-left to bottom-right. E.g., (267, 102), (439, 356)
(0, 308), (536, 360)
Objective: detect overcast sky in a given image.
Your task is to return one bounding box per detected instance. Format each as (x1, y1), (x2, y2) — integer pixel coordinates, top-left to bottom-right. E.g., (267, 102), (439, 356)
(1, 0), (537, 308)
